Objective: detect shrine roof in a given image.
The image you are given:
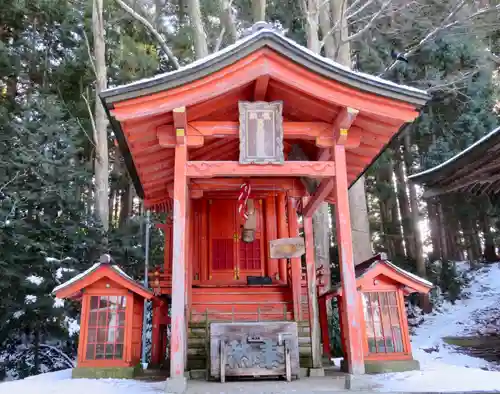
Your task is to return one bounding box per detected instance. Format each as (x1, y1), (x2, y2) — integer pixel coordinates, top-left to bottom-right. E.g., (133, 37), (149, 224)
(409, 126), (500, 197)
(100, 24), (431, 210)
(53, 261), (153, 300)
(101, 28), (428, 106)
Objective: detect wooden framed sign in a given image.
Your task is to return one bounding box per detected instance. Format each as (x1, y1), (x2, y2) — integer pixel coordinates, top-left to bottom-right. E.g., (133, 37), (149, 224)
(269, 237), (305, 259)
(238, 101), (284, 164)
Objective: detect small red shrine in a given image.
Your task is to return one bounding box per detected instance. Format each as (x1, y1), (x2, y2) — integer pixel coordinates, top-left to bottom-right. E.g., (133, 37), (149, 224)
(96, 23), (431, 391)
(319, 253), (432, 373)
(53, 254), (154, 378)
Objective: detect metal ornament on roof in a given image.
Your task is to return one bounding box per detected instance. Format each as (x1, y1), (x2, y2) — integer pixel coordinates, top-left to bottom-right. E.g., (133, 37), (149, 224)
(238, 101), (284, 165)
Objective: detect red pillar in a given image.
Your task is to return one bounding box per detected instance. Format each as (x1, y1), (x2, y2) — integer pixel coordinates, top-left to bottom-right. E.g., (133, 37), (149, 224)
(333, 143), (365, 375)
(276, 192), (289, 284)
(319, 296), (330, 357)
(303, 201), (322, 369)
(287, 198), (302, 321)
(168, 140), (188, 387)
(265, 196), (279, 280)
(151, 299), (162, 366)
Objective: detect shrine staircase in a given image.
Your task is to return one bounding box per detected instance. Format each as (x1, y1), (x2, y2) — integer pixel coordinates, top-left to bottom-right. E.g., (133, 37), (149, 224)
(186, 285), (313, 372)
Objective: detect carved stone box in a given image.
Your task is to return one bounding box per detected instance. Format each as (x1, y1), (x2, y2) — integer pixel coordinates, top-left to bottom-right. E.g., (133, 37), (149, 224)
(210, 322), (299, 381)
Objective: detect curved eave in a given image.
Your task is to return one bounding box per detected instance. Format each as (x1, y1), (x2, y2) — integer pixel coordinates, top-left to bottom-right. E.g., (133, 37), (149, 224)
(100, 30), (429, 109)
(409, 126), (500, 185)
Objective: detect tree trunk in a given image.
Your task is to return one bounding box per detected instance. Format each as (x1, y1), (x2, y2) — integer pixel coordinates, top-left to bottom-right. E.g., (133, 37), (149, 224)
(437, 201), (450, 260)
(187, 0), (208, 59)
(427, 200), (442, 260)
(378, 198), (394, 257)
(220, 0), (238, 43)
(252, 0), (266, 22)
(393, 146), (415, 258)
(318, 1), (335, 59)
(403, 132), (425, 277)
(93, 0), (109, 233)
(480, 212), (498, 262)
(305, 0), (320, 54)
(119, 181), (132, 228)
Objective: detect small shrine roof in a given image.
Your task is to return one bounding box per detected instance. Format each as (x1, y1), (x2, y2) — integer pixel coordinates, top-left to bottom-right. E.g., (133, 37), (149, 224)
(53, 257), (153, 300)
(409, 126), (500, 197)
(325, 253), (433, 298)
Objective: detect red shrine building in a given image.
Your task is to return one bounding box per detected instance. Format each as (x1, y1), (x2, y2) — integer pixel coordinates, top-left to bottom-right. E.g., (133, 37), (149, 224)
(54, 24), (432, 391)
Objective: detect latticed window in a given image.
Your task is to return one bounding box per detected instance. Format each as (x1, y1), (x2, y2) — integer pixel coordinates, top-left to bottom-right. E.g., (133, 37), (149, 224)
(86, 296), (126, 360)
(362, 291), (404, 354)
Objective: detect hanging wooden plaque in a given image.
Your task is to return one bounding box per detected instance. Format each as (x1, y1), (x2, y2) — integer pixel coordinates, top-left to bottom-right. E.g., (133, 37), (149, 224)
(269, 237), (305, 259)
(238, 101), (284, 164)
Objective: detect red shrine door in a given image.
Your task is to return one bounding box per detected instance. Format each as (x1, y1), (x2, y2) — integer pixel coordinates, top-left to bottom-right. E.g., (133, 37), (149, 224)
(208, 199), (265, 284)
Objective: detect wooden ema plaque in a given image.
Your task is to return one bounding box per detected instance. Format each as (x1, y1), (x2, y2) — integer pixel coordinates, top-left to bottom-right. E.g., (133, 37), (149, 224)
(210, 322), (299, 381)
(269, 237), (305, 259)
(238, 101), (284, 164)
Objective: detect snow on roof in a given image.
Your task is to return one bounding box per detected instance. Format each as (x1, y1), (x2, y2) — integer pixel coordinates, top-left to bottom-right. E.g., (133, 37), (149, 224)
(384, 260), (433, 288)
(52, 263), (151, 297)
(102, 27), (428, 100)
(409, 126), (500, 181)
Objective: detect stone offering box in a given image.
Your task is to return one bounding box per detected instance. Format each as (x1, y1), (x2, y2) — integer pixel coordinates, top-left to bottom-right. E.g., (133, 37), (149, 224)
(210, 322), (299, 382)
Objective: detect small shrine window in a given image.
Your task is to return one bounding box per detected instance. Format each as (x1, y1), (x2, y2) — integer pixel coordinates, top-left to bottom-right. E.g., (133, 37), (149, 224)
(85, 295), (126, 360)
(362, 291), (405, 354)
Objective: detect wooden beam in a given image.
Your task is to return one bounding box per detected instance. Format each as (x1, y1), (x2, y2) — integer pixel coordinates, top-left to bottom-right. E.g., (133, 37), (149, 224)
(302, 178), (335, 218)
(169, 138), (188, 380)
(186, 161), (335, 178)
(265, 196), (279, 280)
(287, 198), (302, 322)
(333, 107), (359, 144)
(254, 76), (270, 101)
(173, 106), (187, 145)
(189, 121), (331, 139)
(157, 125), (204, 148)
(303, 201), (322, 369)
(276, 192), (289, 284)
(332, 143), (365, 375)
(190, 178), (305, 192)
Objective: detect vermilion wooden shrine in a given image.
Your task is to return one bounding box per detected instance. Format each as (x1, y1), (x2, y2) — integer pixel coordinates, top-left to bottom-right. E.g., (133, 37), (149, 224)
(97, 24), (430, 391)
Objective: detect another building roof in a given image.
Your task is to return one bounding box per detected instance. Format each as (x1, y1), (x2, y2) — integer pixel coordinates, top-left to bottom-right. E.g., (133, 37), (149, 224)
(53, 263), (154, 300)
(409, 126), (500, 198)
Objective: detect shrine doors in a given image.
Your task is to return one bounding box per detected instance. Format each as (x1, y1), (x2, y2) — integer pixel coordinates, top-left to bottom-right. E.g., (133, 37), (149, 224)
(208, 199), (265, 284)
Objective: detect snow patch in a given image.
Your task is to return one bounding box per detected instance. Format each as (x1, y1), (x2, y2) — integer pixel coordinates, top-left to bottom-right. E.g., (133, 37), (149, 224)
(25, 295), (37, 304)
(53, 298), (65, 308)
(26, 275), (44, 286)
(13, 310), (24, 319)
(64, 317), (79, 336)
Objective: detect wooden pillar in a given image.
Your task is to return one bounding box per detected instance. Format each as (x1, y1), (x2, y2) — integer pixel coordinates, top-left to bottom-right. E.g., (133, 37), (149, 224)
(200, 199), (208, 282)
(333, 143), (365, 375)
(151, 299), (162, 366)
(303, 200), (322, 370)
(287, 198), (302, 321)
(265, 196), (279, 280)
(319, 296), (330, 357)
(276, 192), (289, 284)
(169, 139), (188, 385)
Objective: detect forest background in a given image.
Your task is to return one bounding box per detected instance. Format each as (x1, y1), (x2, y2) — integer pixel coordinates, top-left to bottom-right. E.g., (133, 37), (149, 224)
(1, 0), (500, 380)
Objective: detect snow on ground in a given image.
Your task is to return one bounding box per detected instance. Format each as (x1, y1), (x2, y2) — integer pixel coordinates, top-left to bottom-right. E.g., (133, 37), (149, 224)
(0, 369), (164, 394)
(369, 262), (500, 392)
(4, 262), (500, 393)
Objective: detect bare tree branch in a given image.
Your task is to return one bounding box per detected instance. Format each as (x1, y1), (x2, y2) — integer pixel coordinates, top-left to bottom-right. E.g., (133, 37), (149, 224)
(214, 26), (226, 52)
(82, 89), (99, 150)
(115, 0), (180, 69)
(382, 1), (500, 75)
(82, 29), (97, 78)
(342, 0), (392, 44)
